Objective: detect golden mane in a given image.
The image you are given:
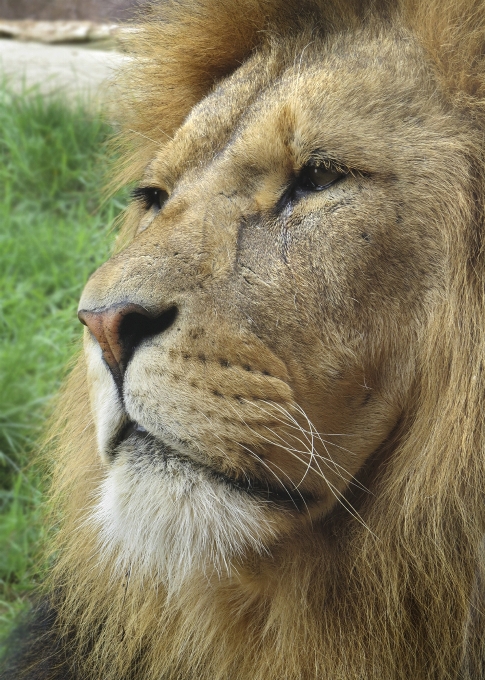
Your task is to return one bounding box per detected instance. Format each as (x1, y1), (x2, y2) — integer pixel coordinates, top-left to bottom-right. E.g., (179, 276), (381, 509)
(17, 1), (485, 679)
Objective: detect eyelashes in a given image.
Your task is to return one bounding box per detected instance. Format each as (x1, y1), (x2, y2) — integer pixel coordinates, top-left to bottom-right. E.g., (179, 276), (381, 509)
(132, 186), (169, 214)
(295, 162), (347, 192)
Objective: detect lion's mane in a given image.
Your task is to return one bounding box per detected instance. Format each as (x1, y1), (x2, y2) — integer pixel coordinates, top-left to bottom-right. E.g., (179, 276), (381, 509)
(5, 1), (485, 679)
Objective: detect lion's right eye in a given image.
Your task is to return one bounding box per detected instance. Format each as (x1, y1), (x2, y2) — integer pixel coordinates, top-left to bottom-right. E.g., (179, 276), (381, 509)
(296, 163), (347, 192)
(132, 186), (169, 214)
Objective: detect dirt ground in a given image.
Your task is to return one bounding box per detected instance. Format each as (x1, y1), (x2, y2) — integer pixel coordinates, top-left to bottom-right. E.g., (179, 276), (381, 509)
(0, 38), (127, 104)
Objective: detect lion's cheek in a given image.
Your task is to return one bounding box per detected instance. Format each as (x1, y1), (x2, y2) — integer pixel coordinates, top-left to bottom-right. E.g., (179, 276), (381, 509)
(84, 331), (126, 464)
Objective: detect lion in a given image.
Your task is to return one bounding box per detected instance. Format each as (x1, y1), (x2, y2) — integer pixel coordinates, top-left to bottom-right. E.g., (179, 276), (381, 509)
(3, 0), (485, 678)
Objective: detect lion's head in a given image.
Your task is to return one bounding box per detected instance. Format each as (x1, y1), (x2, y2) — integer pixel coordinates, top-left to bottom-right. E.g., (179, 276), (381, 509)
(38, 1), (485, 679)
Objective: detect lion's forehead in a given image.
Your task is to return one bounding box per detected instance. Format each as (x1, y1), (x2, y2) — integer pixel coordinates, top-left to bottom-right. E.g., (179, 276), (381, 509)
(148, 29), (447, 189)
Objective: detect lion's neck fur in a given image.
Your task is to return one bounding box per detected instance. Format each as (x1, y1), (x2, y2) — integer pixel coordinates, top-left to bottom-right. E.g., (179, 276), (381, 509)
(51, 486), (483, 680)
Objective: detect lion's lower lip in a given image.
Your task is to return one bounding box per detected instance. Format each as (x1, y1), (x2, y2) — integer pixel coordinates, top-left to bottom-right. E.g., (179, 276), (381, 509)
(113, 425), (314, 509)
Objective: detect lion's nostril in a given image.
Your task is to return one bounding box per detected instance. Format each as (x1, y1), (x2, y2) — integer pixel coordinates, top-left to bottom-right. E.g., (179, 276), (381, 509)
(78, 303), (178, 384)
(119, 306), (178, 365)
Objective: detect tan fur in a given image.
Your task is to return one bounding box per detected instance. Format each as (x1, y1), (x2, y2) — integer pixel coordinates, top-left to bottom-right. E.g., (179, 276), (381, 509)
(41, 1), (485, 678)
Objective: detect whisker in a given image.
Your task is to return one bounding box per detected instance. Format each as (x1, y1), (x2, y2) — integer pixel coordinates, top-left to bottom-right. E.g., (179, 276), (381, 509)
(199, 410), (304, 511)
(244, 401), (359, 486)
(234, 413), (358, 514)
(253, 400), (370, 493)
(280, 446), (376, 535)
(222, 402), (310, 514)
(239, 443), (310, 516)
(128, 128), (160, 145)
(201, 397), (373, 532)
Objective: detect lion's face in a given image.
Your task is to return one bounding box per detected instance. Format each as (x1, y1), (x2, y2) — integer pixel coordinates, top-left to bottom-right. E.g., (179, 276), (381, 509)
(79, 31), (457, 582)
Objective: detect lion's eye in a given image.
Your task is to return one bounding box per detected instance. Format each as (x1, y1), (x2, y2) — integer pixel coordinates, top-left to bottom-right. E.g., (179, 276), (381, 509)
(297, 164), (346, 192)
(132, 186), (169, 214)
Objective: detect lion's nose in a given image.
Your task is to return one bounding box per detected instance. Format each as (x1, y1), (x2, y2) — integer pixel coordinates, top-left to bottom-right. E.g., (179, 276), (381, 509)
(78, 303), (178, 384)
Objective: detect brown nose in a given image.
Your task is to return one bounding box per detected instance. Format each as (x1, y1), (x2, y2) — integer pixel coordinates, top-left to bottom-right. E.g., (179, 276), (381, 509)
(78, 303), (178, 385)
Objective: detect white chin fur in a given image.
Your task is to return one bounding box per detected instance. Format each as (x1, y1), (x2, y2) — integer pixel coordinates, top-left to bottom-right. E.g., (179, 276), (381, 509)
(84, 332), (125, 464)
(90, 456), (276, 594)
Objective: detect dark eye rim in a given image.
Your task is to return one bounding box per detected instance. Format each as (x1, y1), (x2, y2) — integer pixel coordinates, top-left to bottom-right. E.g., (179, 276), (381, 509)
(132, 186), (169, 212)
(275, 160), (350, 212)
(294, 161), (348, 194)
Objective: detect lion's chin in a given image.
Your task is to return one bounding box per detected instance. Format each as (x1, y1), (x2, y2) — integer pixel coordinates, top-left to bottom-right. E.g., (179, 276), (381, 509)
(90, 432), (279, 592)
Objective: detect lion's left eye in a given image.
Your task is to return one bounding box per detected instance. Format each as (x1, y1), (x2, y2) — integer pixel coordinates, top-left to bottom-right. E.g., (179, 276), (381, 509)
(297, 164), (346, 191)
(132, 186), (169, 214)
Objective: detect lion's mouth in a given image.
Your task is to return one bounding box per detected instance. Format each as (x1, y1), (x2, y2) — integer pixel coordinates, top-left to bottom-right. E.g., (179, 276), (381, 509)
(117, 420), (149, 440)
(112, 421), (314, 508)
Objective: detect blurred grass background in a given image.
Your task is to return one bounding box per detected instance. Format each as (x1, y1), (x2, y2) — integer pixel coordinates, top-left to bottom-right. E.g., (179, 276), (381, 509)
(0, 82), (125, 639)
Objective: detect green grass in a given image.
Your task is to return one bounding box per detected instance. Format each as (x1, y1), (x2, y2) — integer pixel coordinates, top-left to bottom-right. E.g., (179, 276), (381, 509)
(0, 82), (126, 640)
